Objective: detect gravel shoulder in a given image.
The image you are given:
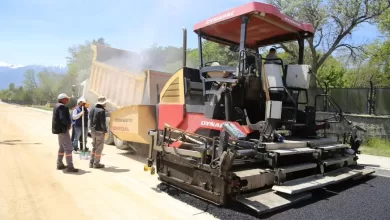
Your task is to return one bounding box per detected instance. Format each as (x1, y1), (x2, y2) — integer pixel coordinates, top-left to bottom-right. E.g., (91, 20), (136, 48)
(0, 103), (216, 220)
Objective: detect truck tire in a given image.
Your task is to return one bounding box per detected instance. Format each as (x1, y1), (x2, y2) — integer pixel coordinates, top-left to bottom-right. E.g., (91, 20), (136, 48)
(104, 117), (114, 145)
(114, 136), (130, 150)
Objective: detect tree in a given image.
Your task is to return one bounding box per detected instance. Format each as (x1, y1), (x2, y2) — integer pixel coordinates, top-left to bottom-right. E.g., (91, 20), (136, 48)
(66, 38), (109, 84)
(342, 9), (390, 88)
(23, 69), (39, 91)
(266, 0), (390, 87)
(8, 83), (15, 92)
(316, 56), (347, 88)
(378, 7), (390, 35)
(187, 40), (239, 68)
(36, 70), (65, 102)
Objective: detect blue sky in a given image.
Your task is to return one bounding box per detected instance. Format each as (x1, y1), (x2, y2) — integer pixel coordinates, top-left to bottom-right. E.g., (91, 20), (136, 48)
(0, 0), (381, 66)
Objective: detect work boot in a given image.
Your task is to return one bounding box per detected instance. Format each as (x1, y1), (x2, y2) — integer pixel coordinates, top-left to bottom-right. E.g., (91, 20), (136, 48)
(93, 163), (105, 169)
(57, 164), (67, 170)
(66, 167), (79, 172)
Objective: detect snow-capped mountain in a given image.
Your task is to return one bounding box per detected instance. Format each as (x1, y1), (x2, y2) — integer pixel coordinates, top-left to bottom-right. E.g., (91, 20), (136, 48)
(0, 61), (25, 69)
(0, 62), (68, 89)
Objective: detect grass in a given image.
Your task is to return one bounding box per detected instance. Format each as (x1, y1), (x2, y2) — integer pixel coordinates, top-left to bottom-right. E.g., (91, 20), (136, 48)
(361, 137), (390, 157)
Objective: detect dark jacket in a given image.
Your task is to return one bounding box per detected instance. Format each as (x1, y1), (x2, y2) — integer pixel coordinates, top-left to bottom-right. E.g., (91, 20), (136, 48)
(89, 104), (107, 133)
(52, 103), (71, 134)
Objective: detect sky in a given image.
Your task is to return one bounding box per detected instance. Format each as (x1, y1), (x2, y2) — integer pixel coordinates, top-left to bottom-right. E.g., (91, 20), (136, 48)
(0, 0), (381, 66)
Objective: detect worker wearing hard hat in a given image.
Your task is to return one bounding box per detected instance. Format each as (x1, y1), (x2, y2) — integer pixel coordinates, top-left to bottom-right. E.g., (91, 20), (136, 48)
(52, 93), (79, 172)
(88, 96), (108, 169)
(71, 105), (83, 151)
(72, 97), (89, 152)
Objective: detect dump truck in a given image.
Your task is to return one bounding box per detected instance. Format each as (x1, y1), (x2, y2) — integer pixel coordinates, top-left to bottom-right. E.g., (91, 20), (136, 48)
(107, 28), (189, 152)
(71, 44), (172, 150)
(138, 1), (375, 215)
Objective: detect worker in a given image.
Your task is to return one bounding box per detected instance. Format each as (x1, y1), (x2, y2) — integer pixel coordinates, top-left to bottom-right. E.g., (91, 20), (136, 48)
(71, 105), (83, 152)
(72, 97), (89, 152)
(265, 47), (282, 64)
(52, 93), (79, 172)
(88, 96), (108, 169)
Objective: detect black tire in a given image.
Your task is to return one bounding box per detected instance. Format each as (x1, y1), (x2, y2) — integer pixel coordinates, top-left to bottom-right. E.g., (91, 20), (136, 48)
(104, 117), (114, 145)
(127, 142), (150, 157)
(114, 136), (130, 150)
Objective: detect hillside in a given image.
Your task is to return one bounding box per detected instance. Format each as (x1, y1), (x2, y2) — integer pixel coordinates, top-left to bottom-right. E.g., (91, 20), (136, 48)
(0, 62), (67, 89)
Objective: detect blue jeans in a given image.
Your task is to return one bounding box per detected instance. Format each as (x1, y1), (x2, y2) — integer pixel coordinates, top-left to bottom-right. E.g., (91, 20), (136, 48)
(72, 126), (88, 151)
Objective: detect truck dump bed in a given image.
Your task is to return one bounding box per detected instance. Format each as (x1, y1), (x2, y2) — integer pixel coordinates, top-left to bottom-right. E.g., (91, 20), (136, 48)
(87, 45), (171, 108)
(86, 45), (172, 144)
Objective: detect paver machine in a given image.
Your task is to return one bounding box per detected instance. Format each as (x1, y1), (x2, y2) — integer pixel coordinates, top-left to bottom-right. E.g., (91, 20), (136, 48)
(144, 2), (374, 214)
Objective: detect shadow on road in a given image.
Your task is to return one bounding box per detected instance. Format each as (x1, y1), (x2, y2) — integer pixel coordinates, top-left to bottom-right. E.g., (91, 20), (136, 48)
(101, 166), (130, 173)
(0, 139), (41, 146)
(62, 169), (91, 175)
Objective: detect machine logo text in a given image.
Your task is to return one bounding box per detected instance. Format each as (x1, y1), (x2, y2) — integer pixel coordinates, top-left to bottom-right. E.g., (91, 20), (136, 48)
(206, 10), (235, 25)
(201, 121), (223, 128)
(283, 17), (301, 27)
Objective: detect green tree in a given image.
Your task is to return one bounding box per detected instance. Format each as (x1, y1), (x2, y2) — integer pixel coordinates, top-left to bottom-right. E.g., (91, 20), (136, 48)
(66, 38), (109, 87)
(23, 69), (39, 91)
(8, 83), (15, 92)
(316, 56), (347, 88)
(266, 0), (390, 88)
(36, 70), (65, 102)
(343, 9), (390, 88)
(187, 40), (239, 68)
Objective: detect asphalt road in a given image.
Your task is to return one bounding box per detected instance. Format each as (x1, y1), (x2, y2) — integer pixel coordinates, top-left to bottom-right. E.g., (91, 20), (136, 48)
(1, 102), (390, 220)
(157, 173), (390, 220)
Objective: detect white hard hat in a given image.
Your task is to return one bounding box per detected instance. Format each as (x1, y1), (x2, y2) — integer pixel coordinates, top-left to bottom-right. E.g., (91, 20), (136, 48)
(77, 97), (86, 104)
(57, 93), (70, 100)
(96, 96), (108, 105)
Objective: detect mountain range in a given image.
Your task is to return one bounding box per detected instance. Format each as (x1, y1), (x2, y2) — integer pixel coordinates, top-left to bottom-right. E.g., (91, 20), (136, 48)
(0, 62), (68, 89)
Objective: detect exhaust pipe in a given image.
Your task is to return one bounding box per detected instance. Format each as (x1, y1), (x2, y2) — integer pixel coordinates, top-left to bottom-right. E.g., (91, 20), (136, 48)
(182, 27), (187, 68)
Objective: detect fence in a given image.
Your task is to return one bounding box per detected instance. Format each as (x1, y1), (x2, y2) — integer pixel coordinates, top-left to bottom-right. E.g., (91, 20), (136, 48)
(304, 84), (390, 115)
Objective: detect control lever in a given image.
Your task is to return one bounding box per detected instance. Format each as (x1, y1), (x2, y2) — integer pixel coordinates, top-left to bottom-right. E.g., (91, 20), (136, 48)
(342, 114), (352, 125)
(243, 109), (266, 131)
(352, 125), (367, 132)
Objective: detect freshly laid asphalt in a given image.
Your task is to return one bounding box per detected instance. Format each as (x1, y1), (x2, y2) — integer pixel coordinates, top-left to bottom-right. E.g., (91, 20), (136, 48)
(158, 170), (390, 220)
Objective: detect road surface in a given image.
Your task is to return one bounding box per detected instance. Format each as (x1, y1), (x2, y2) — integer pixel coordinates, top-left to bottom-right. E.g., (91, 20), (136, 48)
(0, 103), (216, 220)
(1, 102), (390, 220)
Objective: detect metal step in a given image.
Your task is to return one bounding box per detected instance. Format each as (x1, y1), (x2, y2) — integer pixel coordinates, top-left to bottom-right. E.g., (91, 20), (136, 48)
(322, 156), (354, 167)
(272, 167), (375, 195)
(316, 144), (349, 151)
(264, 141), (307, 150)
(268, 147), (316, 156)
(236, 189), (311, 215)
(278, 163), (318, 174)
(306, 137), (339, 147)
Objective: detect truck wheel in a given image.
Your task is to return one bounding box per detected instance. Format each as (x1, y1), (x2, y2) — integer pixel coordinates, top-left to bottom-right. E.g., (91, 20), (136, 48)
(104, 117), (114, 145)
(114, 136), (130, 150)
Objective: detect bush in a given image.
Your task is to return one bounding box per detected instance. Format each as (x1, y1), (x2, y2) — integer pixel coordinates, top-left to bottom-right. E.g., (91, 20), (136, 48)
(361, 137), (390, 157)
